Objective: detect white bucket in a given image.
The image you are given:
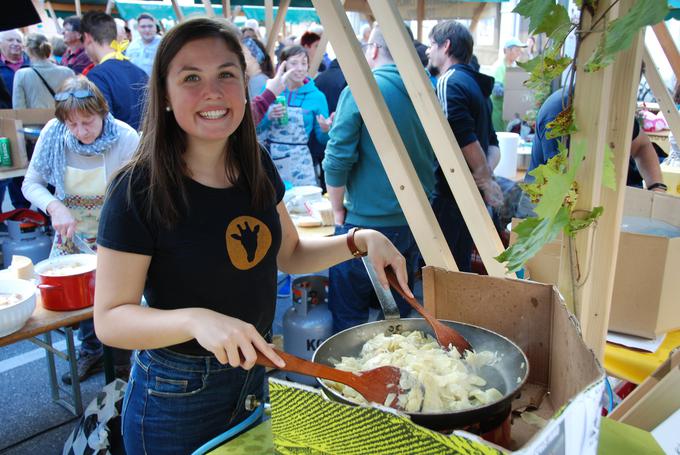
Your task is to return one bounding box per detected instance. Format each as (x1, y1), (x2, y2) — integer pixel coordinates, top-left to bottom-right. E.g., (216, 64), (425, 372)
(495, 132), (520, 179)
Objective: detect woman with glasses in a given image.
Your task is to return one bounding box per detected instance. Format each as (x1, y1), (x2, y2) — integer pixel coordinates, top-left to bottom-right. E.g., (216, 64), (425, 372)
(22, 75), (139, 384)
(257, 45), (332, 186)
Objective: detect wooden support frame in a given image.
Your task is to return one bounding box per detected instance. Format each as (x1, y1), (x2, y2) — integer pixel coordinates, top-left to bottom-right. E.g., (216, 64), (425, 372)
(416, 0), (424, 42)
(308, 33), (329, 77)
(222, 0), (231, 19)
(643, 45), (680, 148)
(105, 0), (114, 14)
(557, 1), (614, 316)
(652, 22), (680, 85)
(44, 1), (62, 33)
(266, 0), (290, 57)
(312, 0), (457, 271)
(170, 0), (184, 22)
(367, 0), (508, 277)
(201, 0), (216, 17)
(469, 2), (487, 34)
(74, 0), (81, 16)
(265, 0), (275, 42)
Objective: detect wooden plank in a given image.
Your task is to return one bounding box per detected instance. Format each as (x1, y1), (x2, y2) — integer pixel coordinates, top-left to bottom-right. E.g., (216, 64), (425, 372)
(311, 0), (457, 271)
(469, 3), (487, 34)
(44, 1), (63, 33)
(170, 0), (184, 22)
(201, 0), (216, 17)
(265, 0), (274, 43)
(416, 0), (424, 42)
(266, 0), (290, 57)
(557, 0), (614, 318)
(579, 0), (644, 359)
(105, 0), (113, 14)
(617, 365), (680, 431)
(651, 22), (680, 84)
(74, 0), (81, 16)
(222, 0), (231, 19)
(308, 33), (329, 77)
(0, 302), (92, 348)
(643, 45), (680, 151)
(368, 0), (508, 277)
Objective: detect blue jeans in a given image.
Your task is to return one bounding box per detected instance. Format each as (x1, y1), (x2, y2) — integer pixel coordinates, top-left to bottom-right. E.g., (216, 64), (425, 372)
(122, 349), (265, 454)
(77, 318), (102, 357)
(328, 223), (419, 333)
(431, 195), (473, 272)
(0, 177), (30, 209)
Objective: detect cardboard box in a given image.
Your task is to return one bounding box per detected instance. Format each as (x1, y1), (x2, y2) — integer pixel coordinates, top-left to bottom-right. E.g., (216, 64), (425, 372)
(0, 109), (54, 171)
(503, 67), (535, 122)
(269, 269), (605, 454)
(609, 187), (680, 338)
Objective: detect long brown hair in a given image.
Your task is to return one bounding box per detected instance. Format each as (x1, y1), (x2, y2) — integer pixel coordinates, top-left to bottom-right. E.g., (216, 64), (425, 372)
(123, 17), (274, 228)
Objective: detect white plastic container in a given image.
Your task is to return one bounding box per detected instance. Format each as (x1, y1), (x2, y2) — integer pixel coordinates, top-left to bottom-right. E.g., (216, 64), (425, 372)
(495, 132), (520, 179)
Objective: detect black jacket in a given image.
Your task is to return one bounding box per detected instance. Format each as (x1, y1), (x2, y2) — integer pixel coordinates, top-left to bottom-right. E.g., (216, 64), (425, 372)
(434, 63), (498, 198)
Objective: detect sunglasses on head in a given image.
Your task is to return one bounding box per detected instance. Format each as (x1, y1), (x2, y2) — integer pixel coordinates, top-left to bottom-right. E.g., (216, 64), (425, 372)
(54, 90), (94, 102)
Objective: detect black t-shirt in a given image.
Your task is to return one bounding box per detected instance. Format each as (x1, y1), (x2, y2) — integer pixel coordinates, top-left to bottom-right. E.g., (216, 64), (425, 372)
(98, 152), (285, 355)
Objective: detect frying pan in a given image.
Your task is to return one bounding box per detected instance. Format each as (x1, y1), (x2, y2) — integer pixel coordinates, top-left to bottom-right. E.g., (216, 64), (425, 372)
(312, 317), (529, 431)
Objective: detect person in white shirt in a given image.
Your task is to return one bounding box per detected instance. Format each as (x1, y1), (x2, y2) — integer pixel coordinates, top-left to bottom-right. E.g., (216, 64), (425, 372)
(22, 75), (139, 385)
(125, 13), (160, 75)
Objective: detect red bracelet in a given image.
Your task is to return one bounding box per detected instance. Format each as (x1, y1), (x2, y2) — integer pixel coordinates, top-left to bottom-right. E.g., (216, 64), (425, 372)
(346, 227), (367, 258)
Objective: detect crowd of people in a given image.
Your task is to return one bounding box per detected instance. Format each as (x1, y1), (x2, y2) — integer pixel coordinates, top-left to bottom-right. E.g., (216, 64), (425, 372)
(0, 10), (670, 453)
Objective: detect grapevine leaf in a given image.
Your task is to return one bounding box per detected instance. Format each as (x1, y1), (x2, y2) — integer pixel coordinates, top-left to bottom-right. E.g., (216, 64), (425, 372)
(513, 0), (557, 35)
(537, 5), (572, 46)
(584, 0), (669, 72)
(495, 206), (570, 272)
(520, 55), (572, 107)
(602, 145), (616, 190)
(566, 206), (604, 235)
(546, 106), (576, 139)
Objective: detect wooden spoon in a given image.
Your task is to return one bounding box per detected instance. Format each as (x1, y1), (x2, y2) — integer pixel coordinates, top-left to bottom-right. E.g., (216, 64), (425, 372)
(253, 348), (409, 409)
(385, 268), (472, 356)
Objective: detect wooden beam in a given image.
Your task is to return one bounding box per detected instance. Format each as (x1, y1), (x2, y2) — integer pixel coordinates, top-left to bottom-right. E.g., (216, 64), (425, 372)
(652, 22), (680, 85)
(201, 0), (216, 17)
(222, 0), (231, 19)
(74, 0), (81, 16)
(368, 0), (508, 277)
(470, 3), (487, 34)
(44, 1), (62, 33)
(312, 0), (457, 271)
(105, 0), (113, 14)
(643, 45), (680, 146)
(308, 33), (329, 77)
(265, 0), (274, 43)
(170, 0), (184, 22)
(266, 0), (290, 57)
(416, 0), (424, 42)
(557, 1), (615, 317)
(579, 0), (644, 360)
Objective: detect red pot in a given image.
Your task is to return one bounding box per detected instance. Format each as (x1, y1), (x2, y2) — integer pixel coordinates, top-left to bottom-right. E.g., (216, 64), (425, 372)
(34, 254), (97, 311)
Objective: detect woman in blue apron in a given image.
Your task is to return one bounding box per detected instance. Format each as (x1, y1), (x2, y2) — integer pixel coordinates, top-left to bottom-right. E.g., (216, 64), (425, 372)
(257, 45), (331, 187)
(22, 76), (139, 384)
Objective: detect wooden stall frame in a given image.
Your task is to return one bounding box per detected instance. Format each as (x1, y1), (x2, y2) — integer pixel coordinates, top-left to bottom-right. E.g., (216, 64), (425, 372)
(312, 0), (457, 271)
(266, 0), (291, 58)
(265, 0), (275, 42)
(201, 0), (216, 17)
(222, 0), (232, 19)
(643, 45), (680, 149)
(170, 0), (184, 22)
(367, 0), (507, 277)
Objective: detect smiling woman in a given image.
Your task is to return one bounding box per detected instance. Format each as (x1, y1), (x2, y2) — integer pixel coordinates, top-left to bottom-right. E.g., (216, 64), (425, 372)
(92, 18), (413, 454)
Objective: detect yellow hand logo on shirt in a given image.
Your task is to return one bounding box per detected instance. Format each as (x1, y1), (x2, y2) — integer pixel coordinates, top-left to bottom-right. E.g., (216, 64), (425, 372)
(226, 216), (272, 270)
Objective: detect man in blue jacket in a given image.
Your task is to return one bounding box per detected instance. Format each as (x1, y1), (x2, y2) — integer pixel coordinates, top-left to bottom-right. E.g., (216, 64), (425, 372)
(322, 25), (436, 332)
(426, 20), (502, 271)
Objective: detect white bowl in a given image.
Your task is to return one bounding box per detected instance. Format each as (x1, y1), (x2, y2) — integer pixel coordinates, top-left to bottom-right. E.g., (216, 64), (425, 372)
(0, 279), (37, 338)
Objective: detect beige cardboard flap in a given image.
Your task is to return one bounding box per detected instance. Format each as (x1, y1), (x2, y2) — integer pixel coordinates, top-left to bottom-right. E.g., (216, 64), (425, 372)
(0, 108), (55, 124)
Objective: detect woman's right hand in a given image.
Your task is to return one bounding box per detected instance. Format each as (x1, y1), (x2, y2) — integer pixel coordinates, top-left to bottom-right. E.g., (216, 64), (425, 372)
(46, 200), (77, 239)
(265, 61), (294, 96)
(268, 103), (285, 120)
(190, 308), (285, 370)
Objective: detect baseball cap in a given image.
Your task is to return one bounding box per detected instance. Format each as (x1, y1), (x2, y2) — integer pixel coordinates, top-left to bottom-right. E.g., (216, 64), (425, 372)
(504, 38), (527, 49)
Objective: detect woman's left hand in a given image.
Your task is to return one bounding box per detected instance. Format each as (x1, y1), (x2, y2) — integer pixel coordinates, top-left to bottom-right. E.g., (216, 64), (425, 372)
(354, 229), (414, 299)
(317, 113), (334, 133)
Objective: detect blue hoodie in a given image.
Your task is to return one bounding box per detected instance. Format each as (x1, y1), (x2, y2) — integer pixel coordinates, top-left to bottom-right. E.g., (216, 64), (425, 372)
(258, 77), (329, 144)
(323, 64), (435, 227)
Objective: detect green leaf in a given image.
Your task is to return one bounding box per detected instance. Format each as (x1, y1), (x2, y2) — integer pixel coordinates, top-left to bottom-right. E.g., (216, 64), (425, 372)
(584, 0), (669, 72)
(495, 206), (570, 272)
(520, 54), (572, 108)
(602, 145), (616, 190)
(514, 0), (556, 34)
(537, 5), (572, 46)
(566, 206), (603, 235)
(546, 105), (576, 139)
